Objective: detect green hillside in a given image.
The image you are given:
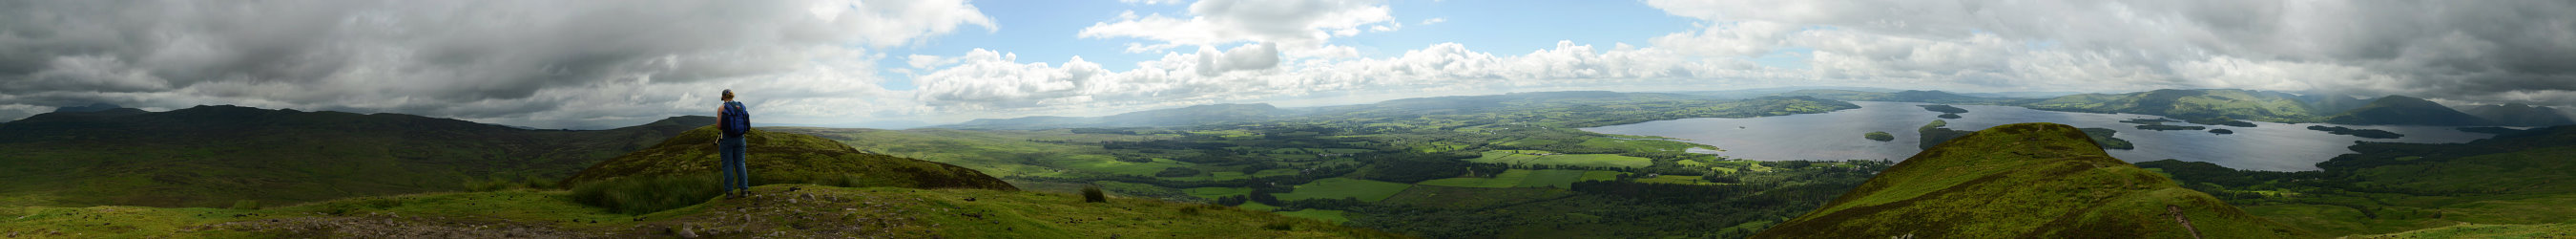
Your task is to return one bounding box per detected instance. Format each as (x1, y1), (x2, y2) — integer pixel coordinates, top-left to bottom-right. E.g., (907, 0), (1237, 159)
(2324, 96), (2495, 125)
(0, 185), (1397, 238)
(560, 126), (1014, 191)
(0, 123), (1395, 238)
(0, 105), (711, 207)
(2462, 103), (2573, 126)
(2017, 89), (2330, 123)
(2136, 124), (2576, 236)
(1755, 122), (2306, 238)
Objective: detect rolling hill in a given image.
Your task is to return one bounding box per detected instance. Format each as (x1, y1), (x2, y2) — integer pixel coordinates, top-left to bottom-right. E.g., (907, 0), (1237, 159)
(560, 126), (1015, 191)
(2137, 124), (2576, 236)
(1755, 122), (2306, 238)
(0, 120), (1399, 238)
(945, 103), (1294, 130)
(2461, 103), (2573, 126)
(2016, 89), (2332, 122)
(0, 105), (713, 207)
(2323, 96), (2495, 125)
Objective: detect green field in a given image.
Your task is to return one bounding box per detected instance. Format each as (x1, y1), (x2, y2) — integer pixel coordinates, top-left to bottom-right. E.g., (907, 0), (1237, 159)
(1184, 187), (1252, 200)
(1415, 169), (1602, 188)
(1273, 178), (1415, 202)
(1634, 175), (1724, 185)
(1278, 209), (1353, 225)
(1466, 150), (1653, 168)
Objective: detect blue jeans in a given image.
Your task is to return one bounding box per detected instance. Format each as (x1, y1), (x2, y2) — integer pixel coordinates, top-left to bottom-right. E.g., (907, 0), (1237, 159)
(718, 137), (749, 192)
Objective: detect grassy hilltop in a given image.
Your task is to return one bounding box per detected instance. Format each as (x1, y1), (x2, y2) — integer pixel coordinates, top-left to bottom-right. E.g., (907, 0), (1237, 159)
(1756, 122), (2306, 238)
(0, 125), (1397, 238)
(0, 105), (711, 208)
(561, 126), (1015, 190)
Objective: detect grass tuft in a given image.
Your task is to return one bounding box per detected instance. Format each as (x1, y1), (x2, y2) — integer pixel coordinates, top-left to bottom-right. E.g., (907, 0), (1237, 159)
(570, 173), (724, 214)
(1082, 185), (1109, 203)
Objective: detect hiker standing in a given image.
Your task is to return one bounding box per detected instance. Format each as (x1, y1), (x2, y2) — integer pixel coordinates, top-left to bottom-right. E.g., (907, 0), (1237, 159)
(716, 90), (753, 198)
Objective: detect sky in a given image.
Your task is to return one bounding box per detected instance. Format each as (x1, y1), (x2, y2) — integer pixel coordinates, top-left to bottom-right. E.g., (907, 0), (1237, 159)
(2, 0), (2573, 129)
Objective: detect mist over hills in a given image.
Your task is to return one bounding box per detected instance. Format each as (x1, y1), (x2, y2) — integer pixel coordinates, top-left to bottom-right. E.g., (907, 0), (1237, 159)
(2324, 96), (2496, 126)
(2462, 103), (2576, 126)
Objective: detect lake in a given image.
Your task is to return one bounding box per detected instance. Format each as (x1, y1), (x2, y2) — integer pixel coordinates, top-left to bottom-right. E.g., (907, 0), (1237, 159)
(1581, 101), (2502, 171)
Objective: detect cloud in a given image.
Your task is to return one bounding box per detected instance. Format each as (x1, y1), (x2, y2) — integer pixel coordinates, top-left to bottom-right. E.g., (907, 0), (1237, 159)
(909, 40), (1784, 116)
(1421, 17), (1446, 25)
(0, 0), (993, 128)
(1643, 0), (2576, 105)
(1079, 0), (1397, 56)
(1120, 0), (1189, 5)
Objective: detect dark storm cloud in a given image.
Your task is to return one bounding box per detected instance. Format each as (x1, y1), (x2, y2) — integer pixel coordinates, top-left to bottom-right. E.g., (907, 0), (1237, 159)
(0, 0), (991, 126)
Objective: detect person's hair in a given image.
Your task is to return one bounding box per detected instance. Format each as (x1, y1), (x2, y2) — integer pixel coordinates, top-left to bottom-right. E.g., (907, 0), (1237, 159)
(721, 90), (735, 101)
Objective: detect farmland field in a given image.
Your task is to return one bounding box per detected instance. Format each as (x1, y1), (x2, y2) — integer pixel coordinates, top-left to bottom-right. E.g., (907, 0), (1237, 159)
(1273, 178), (1415, 202)
(1466, 150), (1653, 168)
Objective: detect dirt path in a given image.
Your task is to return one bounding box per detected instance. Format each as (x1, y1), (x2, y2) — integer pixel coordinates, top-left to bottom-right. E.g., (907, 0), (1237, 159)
(2169, 205), (2204, 239)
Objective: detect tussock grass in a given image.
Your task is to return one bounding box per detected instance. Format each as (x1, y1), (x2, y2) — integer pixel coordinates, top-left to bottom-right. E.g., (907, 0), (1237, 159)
(570, 173), (724, 214)
(569, 171), (954, 214)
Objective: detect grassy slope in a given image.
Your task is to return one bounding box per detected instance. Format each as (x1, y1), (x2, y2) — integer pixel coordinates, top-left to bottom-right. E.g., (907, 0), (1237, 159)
(0, 185), (1400, 238)
(558, 126), (1013, 191)
(2324, 96), (2496, 126)
(1755, 122), (2306, 238)
(2141, 125), (2576, 236)
(0, 106), (710, 207)
(2361, 222), (2576, 238)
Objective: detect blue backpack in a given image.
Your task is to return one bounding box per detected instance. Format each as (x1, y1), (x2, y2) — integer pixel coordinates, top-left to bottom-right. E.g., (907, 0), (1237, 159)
(719, 101), (750, 138)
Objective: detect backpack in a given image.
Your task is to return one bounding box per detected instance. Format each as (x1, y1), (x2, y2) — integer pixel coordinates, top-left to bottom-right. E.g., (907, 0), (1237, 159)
(719, 101), (750, 138)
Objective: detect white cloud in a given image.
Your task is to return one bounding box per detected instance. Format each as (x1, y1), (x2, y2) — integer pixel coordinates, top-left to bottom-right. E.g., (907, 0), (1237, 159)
(1420, 17), (1446, 25)
(1120, 0), (1189, 5)
(1079, 0), (1397, 55)
(0, 0), (995, 127)
(909, 40), (1786, 117)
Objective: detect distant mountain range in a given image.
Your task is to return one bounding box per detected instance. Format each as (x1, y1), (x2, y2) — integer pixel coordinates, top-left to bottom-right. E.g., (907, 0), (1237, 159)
(941, 88), (2570, 131)
(2324, 96), (2496, 126)
(1769, 89), (2016, 104)
(2017, 89), (2338, 122)
(2462, 103), (2575, 126)
(0, 105), (714, 207)
(1757, 122), (2305, 238)
(1785, 88), (2566, 127)
(940, 91), (1739, 129)
(945, 103), (1293, 130)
